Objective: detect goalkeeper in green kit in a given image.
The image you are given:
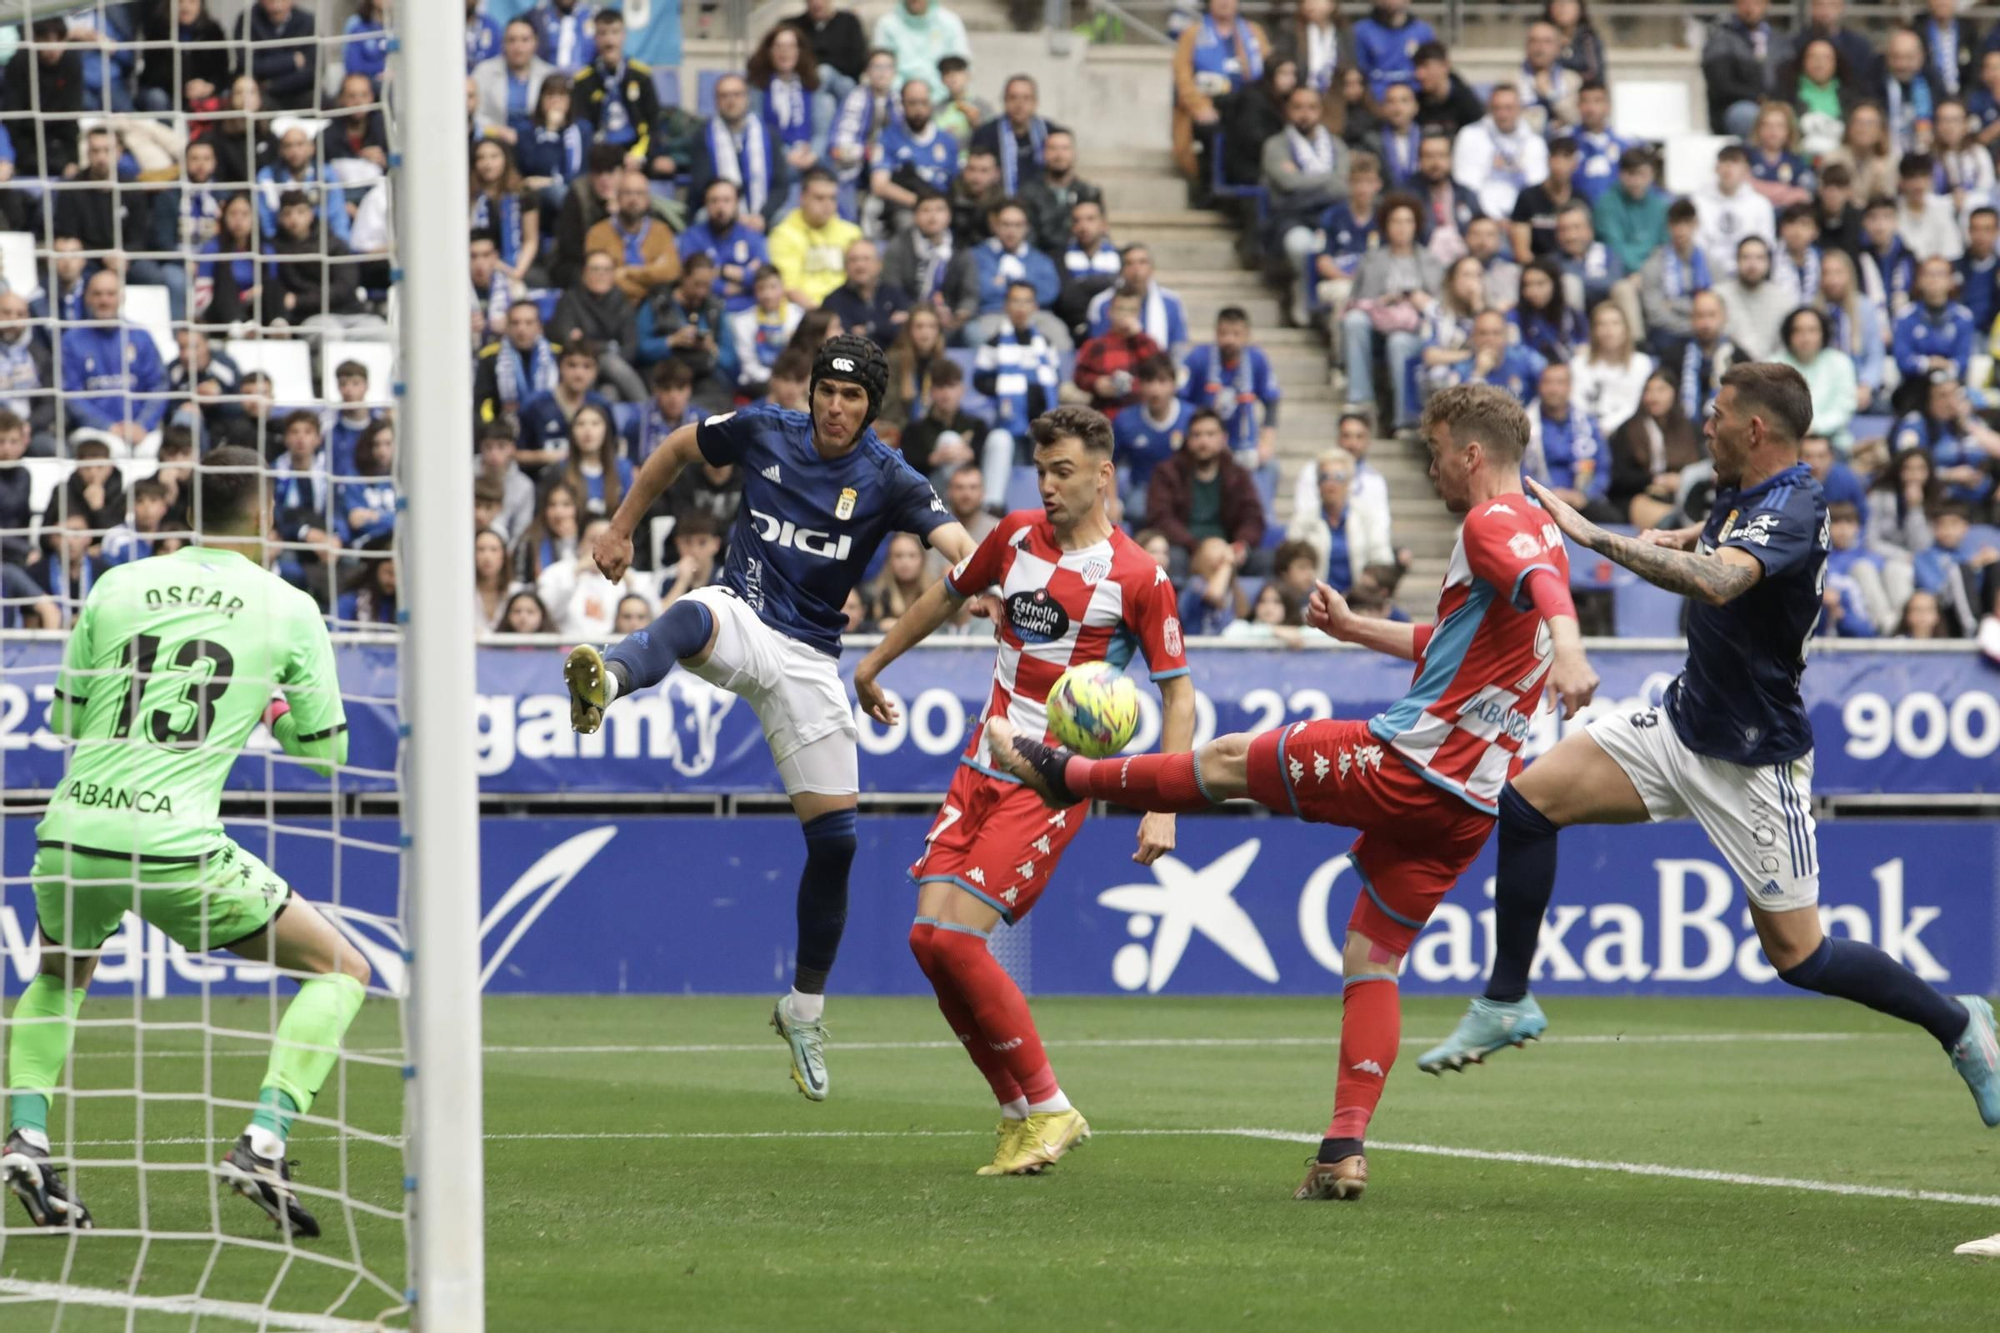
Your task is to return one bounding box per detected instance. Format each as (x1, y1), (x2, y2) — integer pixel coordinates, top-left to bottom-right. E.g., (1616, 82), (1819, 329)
(3, 446), (371, 1239)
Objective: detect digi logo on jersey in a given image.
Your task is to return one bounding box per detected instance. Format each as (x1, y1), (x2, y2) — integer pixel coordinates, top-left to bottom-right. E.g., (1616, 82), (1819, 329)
(1006, 588), (1070, 644)
(749, 508), (854, 560)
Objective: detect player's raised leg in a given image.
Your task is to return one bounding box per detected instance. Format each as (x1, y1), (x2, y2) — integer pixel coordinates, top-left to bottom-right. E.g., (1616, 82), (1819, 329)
(987, 718), (1250, 812)
(566, 596), (719, 735)
(4, 922), (96, 1229)
(1419, 728), (1651, 1074)
(217, 891), (372, 1239)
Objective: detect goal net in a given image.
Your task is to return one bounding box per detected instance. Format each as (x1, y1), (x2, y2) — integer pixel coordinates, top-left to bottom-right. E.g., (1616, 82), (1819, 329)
(0, 3), (475, 1326)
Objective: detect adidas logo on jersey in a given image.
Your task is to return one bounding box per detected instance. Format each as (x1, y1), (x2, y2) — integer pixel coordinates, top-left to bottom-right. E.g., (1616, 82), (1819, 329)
(762, 464), (782, 483)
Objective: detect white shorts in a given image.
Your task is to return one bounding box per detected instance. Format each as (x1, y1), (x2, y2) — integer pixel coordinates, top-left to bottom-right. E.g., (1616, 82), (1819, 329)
(1584, 706), (1820, 912)
(680, 586), (859, 797)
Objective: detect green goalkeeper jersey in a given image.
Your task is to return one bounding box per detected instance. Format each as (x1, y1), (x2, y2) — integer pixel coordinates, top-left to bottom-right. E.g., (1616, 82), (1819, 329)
(35, 544), (348, 861)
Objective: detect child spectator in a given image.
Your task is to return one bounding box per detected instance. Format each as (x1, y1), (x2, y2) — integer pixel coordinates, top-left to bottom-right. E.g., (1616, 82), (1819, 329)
(1639, 199), (1712, 357)
(1915, 501), (1996, 632)
(638, 361), (703, 463)
(1694, 146), (1777, 280)
(615, 593), (654, 635)
(1860, 195), (1918, 320)
(479, 422), (538, 545)
(934, 54), (991, 146)
(1746, 102), (1815, 209)
(99, 480), (166, 567)
(326, 360), (385, 478)
(563, 404), (633, 520)
(499, 589), (553, 636)
(1222, 581), (1308, 646)
(35, 515), (102, 624)
(518, 342), (618, 471)
(1177, 536), (1250, 635)
(42, 437), (125, 545)
(340, 421), (398, 547)
(0, 411), (44, 622)
(1074, 287), (1161, 415)
(338, 541), (399, 627)
(1820, 500), (1893, 636)
(1085, 244), (1190, 360)
(729, 267), (807, 395)
(1896, 153), (1963, 260)
(1182, 306), (1280, 469)
(1301, 153), (1380, 324)
(1113, 354), (1194, 522)
(1510, 136), (1583, 261)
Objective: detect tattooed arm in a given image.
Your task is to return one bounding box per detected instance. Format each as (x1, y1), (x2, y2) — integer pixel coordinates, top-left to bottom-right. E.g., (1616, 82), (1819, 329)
(1525, 479), (1765, 607)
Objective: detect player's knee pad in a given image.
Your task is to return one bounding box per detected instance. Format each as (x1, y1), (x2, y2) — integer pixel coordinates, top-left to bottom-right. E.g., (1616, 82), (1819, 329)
(800, 809), (858, 879)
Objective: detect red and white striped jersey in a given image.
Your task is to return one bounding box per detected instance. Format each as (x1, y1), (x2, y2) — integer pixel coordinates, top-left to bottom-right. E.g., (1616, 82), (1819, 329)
(1367, 496), (1569, 814)
(945, 511), (1189, 777)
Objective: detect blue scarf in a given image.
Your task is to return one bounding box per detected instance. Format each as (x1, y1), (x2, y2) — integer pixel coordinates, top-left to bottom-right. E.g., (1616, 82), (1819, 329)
(179, 186), (223, 248)
(1681, 340), (1734, 420)
(496, 337), (558, 411)
(998, 115), (1049, 195)
(1778, 245), (1821, 303)
(1195, 14), (1262, 88)
(1662, 245), (1711, 300)
(763, 76), (812, 150)
(1823, 301), (1853, 356)
(0, 337), (36, 418)
(612, 215), (653, 266)
(472, 190), (525, 267)
(1379, 124), (1421, 183)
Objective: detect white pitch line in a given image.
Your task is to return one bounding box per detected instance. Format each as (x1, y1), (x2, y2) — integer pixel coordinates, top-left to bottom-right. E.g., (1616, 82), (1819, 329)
(43, 1127), (2000, 1211)
(64, 1031), (1896, 1060)
(0, 1278), (389, 1331)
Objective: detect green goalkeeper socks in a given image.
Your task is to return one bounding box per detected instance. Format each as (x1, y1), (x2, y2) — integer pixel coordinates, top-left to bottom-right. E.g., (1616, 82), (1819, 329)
(6, 977), (87, 1140)
(253, 973), (367, 1142)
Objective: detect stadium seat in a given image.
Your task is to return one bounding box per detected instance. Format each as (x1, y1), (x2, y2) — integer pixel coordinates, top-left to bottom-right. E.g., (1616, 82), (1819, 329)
(0, 231), (40, 298)
(1611, 80), (1696, 143)
(319, 339), (396, 405)
(121, 284), (178, 367)
(1665, 134), (1735, 196)
(1004, 465), (1040, 513)
(612, 400), (639, 445)
(225, 339), (316, 405)
(1613, 578), (1687, 638)
(696, 70), (725, 118)
(653, 66), (681, 111)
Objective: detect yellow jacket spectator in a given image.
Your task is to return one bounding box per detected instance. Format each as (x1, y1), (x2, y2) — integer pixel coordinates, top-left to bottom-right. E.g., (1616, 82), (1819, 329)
(768, 170), (863, 307)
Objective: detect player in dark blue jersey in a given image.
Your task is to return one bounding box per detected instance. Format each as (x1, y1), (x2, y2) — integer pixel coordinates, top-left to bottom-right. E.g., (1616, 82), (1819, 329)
(563, 336), (981, 1101)
(1421, 363), (2000, 1130)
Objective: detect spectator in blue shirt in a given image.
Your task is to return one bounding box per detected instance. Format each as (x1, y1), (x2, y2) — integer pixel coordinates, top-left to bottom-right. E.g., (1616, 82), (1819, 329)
(256, 126), (350, 244)
(340, 420), (398, 545)
(1571, 81), (1634, 203)
(1448, 308), (1548, 402)
(1177, 535), (1248, 635)
(467, 0), (504, 69)
(1180, 307), (1280, 469)
(871, 78), (959, 233)
(1801, 432), (1870, 521)
(530, 0), (596, 73)
(963, 200), (1064, 345)
(1114, 354), (1194, 522)
(516, 341), (617, 473)
(62, 271), (167, 452)
(1309, 155), (1380, 320)
(822, 239), (911, 346)
(1957, 206), (2000, 341)
(1353, 0), (1437, 103)
(1526, 361), (1611, 517)
(342, 0), (392, 90)
(1820, 501), (1886, 637)
(680, 178), (770, 315)
(1895, 256), (1979, 388)
(1915, 505), (1998, 625)
(236, 0), (318, 112)
(1896, 374), (2000, 506)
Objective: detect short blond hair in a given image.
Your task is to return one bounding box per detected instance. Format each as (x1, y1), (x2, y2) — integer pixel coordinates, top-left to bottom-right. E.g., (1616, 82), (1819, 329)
(1420, 383), (1529, 464)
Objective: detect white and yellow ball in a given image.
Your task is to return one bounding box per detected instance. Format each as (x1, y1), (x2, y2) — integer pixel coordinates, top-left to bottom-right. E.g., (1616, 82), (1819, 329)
(1045, 661), (1140, 758)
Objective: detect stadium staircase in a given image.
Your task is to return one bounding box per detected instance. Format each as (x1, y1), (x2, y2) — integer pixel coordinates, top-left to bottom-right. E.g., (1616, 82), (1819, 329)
(1093, 150), (1457, 620)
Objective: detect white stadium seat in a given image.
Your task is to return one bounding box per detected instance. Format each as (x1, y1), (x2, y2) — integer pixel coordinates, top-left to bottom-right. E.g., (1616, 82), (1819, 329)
(1665, 134), (1737, 197)
(0, 230), (40, 299)
(224, 338), (316, 405)
(320, 339), (397, 405)
(121, 283), (178, 366)
(1613, 79), (1697, 144)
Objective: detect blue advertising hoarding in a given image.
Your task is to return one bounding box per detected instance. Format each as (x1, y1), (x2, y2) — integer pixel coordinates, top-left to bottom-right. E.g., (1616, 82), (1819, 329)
(4, 816), (1992, 999)
(2, 641), (1997, 798)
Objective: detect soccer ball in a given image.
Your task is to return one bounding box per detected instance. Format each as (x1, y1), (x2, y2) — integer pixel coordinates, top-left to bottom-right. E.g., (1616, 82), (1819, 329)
(1046, 662), (1140, 758)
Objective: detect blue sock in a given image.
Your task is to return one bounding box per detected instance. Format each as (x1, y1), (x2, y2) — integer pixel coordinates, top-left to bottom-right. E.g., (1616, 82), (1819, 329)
(1779, 937), (1970, 1048)
(793, 809), (857, 994)
(1484, 783), (1560, 1003)
(604, 598), (714, 694)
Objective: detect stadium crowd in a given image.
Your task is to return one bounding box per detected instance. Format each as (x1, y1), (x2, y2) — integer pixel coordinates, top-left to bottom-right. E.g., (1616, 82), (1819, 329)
(0, 0), (1996, 657)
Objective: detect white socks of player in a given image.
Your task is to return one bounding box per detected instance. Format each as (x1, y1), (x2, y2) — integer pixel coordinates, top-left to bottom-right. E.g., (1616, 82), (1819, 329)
(601, 667), (622, 705)
(1028, 1090), (1073, 1114)
(247, 1125), (286, 1161)
(16, 1128), (50, 1152)
(786, 988), (825, 1023)
(1000, 1097), (1029, 1121)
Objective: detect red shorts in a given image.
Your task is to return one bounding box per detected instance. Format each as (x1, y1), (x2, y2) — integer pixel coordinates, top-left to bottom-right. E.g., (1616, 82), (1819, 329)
(1245, 719), (1495, 955)
(910, 762), (1088, 923)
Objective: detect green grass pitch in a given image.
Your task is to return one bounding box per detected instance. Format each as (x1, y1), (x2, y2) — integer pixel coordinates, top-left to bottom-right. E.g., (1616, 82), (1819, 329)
(2, 994), (1997, 1330)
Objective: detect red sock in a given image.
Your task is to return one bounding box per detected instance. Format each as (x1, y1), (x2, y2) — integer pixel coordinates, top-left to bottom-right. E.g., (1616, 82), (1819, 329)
(1327, 976), (1401, 1142)
(930, 927), (1060, 1104)
(910, 921), (1024, 1106)
(1065, 751), (1213, 812)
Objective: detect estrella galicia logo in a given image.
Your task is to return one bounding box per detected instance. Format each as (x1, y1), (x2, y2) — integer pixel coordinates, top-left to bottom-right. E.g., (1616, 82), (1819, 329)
(1006, 588), (1070, 644)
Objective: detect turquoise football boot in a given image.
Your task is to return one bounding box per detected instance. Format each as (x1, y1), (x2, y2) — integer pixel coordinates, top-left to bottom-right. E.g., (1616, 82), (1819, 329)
(771, 997), (830, 1102)
(1948, 995), (2000, 1128)
(1417, 995), (1549, 1074)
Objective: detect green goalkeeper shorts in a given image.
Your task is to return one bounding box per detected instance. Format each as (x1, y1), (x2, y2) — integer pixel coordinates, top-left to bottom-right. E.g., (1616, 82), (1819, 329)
(31, 840), (292, 954)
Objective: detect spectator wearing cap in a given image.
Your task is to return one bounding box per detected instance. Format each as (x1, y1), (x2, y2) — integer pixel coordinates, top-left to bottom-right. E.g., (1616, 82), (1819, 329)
(1411, 41), (1483, 137)
(1694, 145), (1776, 280)
(1703, 0), (1778, 137)
(1055, 199), (1120, 334)
(692, 76), (793, 234)
(971, 75), (1062, 196)
(1018, 129), (1101, 258)
(1074, 286), (1161, 416)
(1286, 447), (1391, 594)
(1085, 244), (1190, 361)
(1511, 137), (1581, 261)
(1896, 153), (1965, 259)
(822, 239), (911, 346)
(1182, 306), (1280, 470)
(1898, 376), (1998, 507)
(872, 0), (969, 101)
(794, 0), (868, 97)
(873, 80), (960, 232)
(973, 280), (1063, 499)
(1173, 0), (1272, 181)
(1452, 85), (1547, 221)
(1147, 408), (1265, 578)
(1518, 20), (1581, 137)
(1895, 256), (1978, 393)
(1784, 314), (1856, 448)
(1571, 81), (1632, 203)
(517, 341), (617, 471)
(1114, 354), (1195, 522)
(884, 189), (975, 338)
(680, 178), (770, 315)
(962, 198), (1065, 347)
(769, 169), (863, 307)
(1353, 0), (1434, 104)
(1715, 237), (1790, 361)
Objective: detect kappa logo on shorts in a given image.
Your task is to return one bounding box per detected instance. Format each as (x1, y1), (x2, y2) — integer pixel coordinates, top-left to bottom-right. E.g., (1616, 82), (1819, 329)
(1015, 862), (1036, 880)
(1312, 753), (1330, 783)
(1032, 835), (1052, 855)
(1048, 810), (1069, 828)
(967, 867), (986, 886)
(1002, 887), (1020, 906)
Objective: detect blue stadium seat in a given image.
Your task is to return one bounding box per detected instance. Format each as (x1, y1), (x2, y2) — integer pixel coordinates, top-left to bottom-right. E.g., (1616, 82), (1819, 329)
(1848, 413), (1894, 443)
(535, 290), (561, 323)
(1613, 579), (1686, 638)
(696, 70), (726, 118)
(653, 65), (681, 111)
(1004, 465), (1041, 513)
(1207, 129), (1268, 230)
(612, 401), (640, 446)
